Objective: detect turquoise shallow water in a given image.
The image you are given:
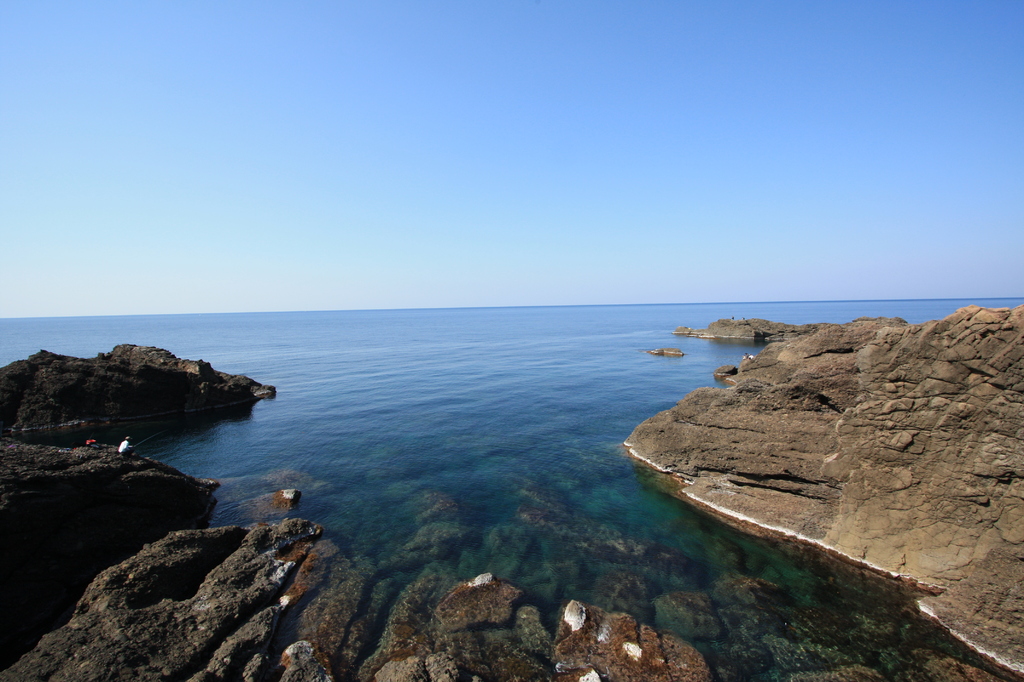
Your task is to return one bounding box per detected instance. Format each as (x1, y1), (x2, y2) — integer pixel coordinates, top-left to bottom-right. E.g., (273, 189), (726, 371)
(4, 299), (1023, 680)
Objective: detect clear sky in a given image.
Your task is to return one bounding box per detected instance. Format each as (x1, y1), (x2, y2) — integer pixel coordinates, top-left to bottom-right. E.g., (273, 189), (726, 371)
(2, 1), (1022, 317)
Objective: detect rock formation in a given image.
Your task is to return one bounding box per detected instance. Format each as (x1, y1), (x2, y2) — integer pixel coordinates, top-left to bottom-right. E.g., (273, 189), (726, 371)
(646, 348), (685, 357)
(0, 438), (218, 667)
(626, 306), (1024, 674)
(352, 571), (714, 682)
(0, 345), (276, 432)
(0, 517), (325, 682)
(552, 599), (712, 682)
(672, 316), (906, 341)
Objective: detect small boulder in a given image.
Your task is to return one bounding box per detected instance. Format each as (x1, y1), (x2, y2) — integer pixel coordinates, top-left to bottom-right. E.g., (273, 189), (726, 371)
(553, 601), (712, 682)
(713, 364), (738, 377)
(272, 489), (302, 509)
(434, 574), (523, 631)
(279, 640), (333, 682)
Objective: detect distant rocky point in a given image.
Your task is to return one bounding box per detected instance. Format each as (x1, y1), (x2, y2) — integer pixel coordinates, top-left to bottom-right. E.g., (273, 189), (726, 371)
(673, 316), (908, 341)
(0, 344), (276, 432)
(628, 305), (1024, 675)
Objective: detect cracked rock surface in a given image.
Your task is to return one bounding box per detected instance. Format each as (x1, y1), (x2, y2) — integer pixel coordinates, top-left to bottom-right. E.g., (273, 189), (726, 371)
(627, 306), (1024, 673)
(0, 438), (218, 667)
(0, 517), (323, 682)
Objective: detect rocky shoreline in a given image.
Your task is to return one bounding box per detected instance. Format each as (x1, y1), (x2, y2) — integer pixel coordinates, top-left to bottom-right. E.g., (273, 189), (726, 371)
(626, 305), (1024, 676)
(0, 438), (721, 681)
(3, 323), (1022, 681)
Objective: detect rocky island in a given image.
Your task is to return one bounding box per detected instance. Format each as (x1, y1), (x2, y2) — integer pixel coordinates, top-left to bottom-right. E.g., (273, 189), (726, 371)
(627, 306), (1024, 675)
(0, 345), (276, 432)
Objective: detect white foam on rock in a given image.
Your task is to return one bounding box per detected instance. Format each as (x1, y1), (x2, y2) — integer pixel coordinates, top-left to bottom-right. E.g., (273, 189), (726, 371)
(918, 601), (1024, 674)
(622, 443), (1020, 673)
(623, 642), (642, 660)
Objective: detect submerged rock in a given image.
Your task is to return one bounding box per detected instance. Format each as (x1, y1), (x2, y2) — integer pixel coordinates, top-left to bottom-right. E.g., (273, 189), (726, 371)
(434, 573), (524, 631)
(0, 344), (275, 432)
(628, 305), (1024, 674)
(653, 591), (723, 642)
(552, 600), (712, 682)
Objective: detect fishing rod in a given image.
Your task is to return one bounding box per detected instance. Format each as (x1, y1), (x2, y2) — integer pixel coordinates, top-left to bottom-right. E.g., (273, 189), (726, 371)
(133, 429), (169, 447)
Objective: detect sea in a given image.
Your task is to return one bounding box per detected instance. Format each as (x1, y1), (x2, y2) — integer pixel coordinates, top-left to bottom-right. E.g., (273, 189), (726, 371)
(3, 298), (1023, 681)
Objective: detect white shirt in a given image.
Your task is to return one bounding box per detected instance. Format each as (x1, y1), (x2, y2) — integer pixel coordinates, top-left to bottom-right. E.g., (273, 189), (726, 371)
(118, 439), (132, 453)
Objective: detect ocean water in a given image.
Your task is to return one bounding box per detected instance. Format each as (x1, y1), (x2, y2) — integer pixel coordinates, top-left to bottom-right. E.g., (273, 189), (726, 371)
(3, 298), (1023, 681)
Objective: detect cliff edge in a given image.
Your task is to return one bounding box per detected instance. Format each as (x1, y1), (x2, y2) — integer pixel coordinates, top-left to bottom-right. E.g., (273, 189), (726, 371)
(626, 305), (1024, 674)
(0, 345), (276, 432)
(0, 438), (219, 666)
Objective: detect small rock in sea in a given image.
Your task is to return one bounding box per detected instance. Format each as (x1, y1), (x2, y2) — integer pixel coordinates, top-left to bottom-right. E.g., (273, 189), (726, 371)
(645, 348), (684, 357)
(553, 601), (712, 682)
(713, 364), (738, 376)
(272, 489), (302, 509)
(434, 574), (523, 631)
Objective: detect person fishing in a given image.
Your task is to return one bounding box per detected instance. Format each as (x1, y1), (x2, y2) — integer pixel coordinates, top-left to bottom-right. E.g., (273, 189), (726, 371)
(118, 436), (135, 455)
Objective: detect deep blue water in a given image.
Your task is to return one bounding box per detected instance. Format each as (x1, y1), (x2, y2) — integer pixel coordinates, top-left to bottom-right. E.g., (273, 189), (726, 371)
(3, 298), (1022, 681)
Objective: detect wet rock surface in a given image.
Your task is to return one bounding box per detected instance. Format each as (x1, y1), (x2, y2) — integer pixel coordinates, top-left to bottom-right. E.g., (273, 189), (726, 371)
(0, 438), (218, 666)
(0, 517), (323, 682)
(0, 344), (276, 431)
(552, 599), (712, 682)
(628, 306), (1024, 674)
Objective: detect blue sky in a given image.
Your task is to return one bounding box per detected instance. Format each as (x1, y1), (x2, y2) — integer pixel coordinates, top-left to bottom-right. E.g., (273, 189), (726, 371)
(2, 1), (1022, 317)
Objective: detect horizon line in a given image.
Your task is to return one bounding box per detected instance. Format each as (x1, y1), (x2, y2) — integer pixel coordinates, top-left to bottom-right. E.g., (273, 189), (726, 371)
(3, 296), (1023, 322)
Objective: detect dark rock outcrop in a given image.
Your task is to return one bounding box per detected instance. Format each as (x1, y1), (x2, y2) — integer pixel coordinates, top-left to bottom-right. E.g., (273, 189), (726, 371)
(0, 438), (218, 666)
(0, 345), (276, 432)
(627, 306), (1024, 674)
(0, 517), (324, 682)
(713, 364), (738, 378)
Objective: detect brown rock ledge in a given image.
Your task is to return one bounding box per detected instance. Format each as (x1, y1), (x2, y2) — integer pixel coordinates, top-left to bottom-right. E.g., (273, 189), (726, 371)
(626, 306), (1024, 676)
